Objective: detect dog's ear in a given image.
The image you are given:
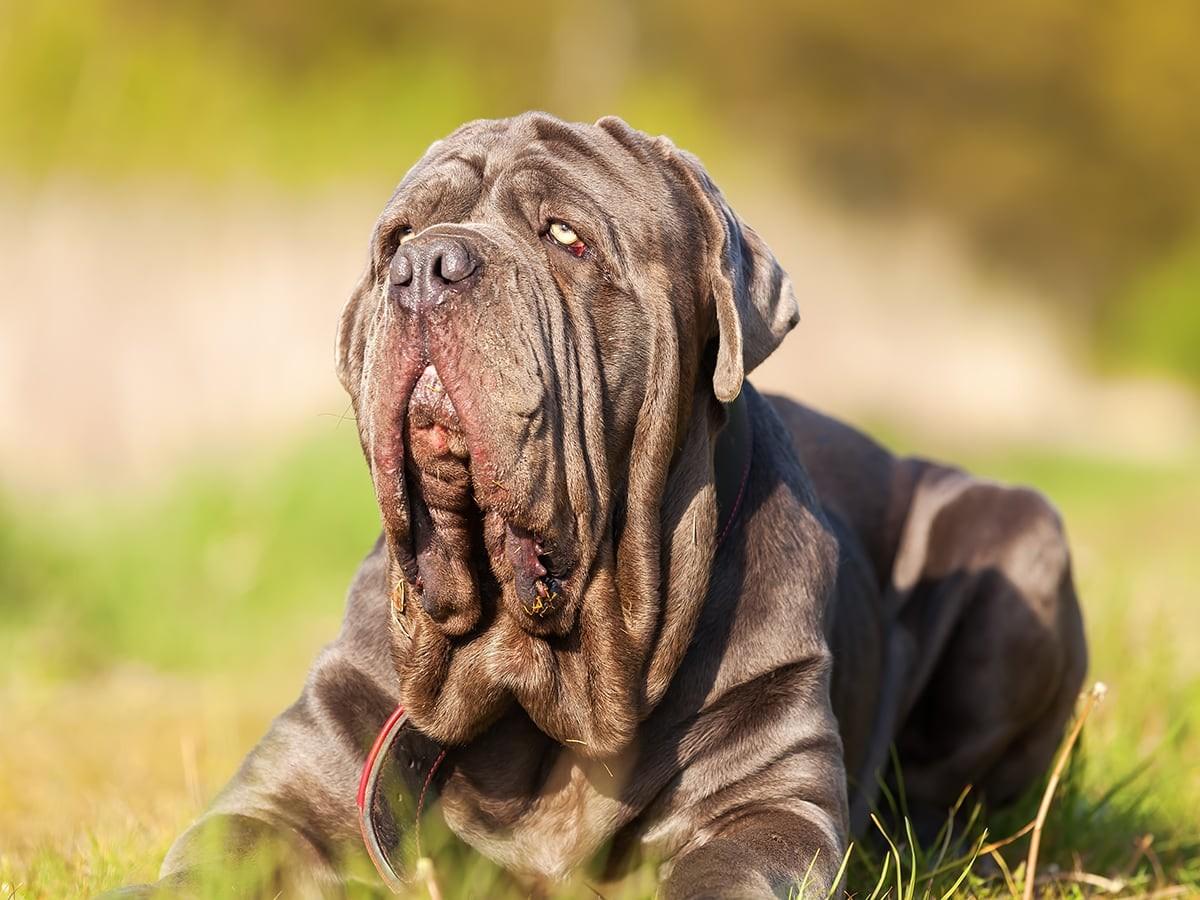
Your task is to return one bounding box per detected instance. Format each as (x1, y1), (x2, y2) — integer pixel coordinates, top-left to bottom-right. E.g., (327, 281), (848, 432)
(663, 144), (799, 402)
(335, 263), (376, 399)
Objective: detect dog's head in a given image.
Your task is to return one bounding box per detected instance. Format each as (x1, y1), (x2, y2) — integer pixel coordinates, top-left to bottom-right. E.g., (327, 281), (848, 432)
(337, 113), (797, 754)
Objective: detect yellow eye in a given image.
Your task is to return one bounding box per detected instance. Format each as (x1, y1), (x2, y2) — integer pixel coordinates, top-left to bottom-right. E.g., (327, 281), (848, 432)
(398, 227), (415, 245)
(548, 221), (579, 245)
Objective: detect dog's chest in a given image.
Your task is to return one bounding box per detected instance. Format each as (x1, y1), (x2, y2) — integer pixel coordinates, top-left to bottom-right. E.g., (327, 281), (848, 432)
(438, 747), (641, 880)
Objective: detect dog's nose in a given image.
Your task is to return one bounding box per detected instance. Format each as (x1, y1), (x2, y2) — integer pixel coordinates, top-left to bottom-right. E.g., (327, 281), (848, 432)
(389, 235), (480, 311)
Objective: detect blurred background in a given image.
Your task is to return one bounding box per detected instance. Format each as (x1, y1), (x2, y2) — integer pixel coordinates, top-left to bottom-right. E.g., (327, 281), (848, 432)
(2, 1), (1198, 896)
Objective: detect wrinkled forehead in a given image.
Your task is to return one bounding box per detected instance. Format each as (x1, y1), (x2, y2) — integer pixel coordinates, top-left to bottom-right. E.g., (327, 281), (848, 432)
(379, 114), (678, 232)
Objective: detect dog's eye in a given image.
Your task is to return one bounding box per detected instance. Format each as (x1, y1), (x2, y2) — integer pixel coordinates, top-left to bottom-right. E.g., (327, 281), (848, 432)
(548, 221), (578, 245)
(547, 220), (587, 258)
(398, 226), (416, 245)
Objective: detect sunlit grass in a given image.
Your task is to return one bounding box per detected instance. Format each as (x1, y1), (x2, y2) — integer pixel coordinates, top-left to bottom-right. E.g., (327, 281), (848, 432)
(1, 425), (1198, 897)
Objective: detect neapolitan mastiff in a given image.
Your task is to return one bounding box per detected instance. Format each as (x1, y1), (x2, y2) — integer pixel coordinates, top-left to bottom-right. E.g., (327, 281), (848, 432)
(111, 114), (1086, 898)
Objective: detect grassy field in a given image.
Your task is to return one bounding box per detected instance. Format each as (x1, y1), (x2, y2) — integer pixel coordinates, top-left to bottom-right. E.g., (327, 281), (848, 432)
(1, 421), (1198, 898)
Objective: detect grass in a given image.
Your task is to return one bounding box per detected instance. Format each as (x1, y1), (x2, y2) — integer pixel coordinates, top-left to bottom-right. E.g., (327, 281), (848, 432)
(1, 423), (1198, 898)
(1101, 236), (1200, 390)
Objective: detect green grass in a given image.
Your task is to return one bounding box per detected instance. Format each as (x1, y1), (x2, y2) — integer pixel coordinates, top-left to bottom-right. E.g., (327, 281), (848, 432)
(1101, 235), (1200, 389)
(0, 426), (379, 680)
(1, 425), (1198, 898)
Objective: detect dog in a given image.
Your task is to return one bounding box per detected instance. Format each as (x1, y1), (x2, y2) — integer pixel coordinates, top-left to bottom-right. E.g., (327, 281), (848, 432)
(107, 113), (1087, 898)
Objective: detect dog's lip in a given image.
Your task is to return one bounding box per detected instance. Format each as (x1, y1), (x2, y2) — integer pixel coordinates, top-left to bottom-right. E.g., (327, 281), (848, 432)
(408, 364), (466, 437)
(406, 485), (573, 582)
(505, 521), (547, 574)
(380, 359), (580, 620)
(503, 519), (569, 577)
(402, 485), (575, 635)
(399, 455), (577, 601)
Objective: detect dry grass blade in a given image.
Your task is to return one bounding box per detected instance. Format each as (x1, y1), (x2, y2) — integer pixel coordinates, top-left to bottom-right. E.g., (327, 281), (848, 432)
(1039, 870), (1125, 893)
(977, 820), (1036, 858)
(1138, 887), (1195, 900)
(1120, 834), (1154, 880)
(563, 738), (616, 779)
(1143, 837), (1168, 886)
(989, 848), (1019, 897)
(1021, 681), (1107, 900)
(415, 856), (443, 900)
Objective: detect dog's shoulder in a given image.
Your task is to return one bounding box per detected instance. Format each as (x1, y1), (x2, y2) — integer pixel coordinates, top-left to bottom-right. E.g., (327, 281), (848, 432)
(760, 392), (933, 583)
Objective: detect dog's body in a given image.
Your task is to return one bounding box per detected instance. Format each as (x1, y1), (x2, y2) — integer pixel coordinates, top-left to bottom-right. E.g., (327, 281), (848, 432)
(111, 114), (1086, 899)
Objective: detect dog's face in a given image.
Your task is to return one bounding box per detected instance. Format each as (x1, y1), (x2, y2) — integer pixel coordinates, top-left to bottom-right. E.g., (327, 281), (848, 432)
(337, 113), (797, 754)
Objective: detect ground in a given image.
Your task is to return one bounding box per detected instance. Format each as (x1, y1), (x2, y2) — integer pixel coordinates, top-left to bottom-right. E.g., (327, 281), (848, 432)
(1, 425), (1198, 898)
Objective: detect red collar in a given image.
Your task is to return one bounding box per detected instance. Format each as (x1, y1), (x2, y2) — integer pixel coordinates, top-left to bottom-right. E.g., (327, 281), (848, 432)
(356, 394), (753, 889)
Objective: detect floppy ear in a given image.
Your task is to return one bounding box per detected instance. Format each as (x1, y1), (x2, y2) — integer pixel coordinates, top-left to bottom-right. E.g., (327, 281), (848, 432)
(335, 264), (377, 400)
(666, 146), (800, 402)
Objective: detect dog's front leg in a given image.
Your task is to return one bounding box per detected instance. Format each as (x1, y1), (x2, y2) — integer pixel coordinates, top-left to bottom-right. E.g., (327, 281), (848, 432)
(100, 811), (340, 899)
(656, 649), (849, 900)
(663, 802), (845, 900)
(98, 630), (432, 898)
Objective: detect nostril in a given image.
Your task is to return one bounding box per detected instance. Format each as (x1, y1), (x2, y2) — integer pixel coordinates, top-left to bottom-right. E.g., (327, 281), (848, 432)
(390, 250), (414, 287)
(435, 242), (477, 284)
